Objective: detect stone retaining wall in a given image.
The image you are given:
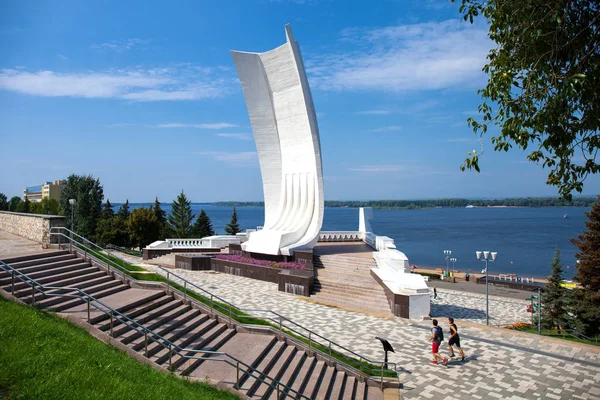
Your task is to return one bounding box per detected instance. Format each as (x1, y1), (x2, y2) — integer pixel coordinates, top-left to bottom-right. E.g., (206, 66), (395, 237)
(0, 211), (66, 248)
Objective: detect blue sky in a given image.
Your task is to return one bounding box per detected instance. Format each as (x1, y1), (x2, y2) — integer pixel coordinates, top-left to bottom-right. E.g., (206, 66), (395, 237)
(1, 0), (598, 202)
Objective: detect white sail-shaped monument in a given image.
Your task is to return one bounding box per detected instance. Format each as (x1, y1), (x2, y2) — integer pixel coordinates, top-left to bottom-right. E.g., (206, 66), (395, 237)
(231, 25), (324, 256)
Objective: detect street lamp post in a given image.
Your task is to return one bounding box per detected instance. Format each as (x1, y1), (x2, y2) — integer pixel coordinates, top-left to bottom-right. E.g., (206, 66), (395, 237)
(443, 250), (452, 277)
(68, 199), (76, 234)
(476, 250), (498, 325)
(450, 257), (457, 272)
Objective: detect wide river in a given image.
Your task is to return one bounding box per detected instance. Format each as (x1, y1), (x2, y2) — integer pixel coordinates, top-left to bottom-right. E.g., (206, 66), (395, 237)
(135, 204), (590, 279)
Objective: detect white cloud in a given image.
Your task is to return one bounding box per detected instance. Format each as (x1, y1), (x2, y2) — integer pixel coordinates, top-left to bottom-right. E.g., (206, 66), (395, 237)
(194, 151), (258, 166)
(156, 123), (238, 129)
(370, 126), (403, 132)
(307, 19), (491, 92)
(358, 109), (391, 115)
(0, 66), (231, 102)
(214, 133), (253, 140)
(92, 38), (150, 52)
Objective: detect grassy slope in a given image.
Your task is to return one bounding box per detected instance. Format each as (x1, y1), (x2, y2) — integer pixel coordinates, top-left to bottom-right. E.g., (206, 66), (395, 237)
(0, 297), (239, 400)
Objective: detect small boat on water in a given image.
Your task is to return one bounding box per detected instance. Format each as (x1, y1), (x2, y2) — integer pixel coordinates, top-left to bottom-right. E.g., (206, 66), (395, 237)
(564, 214), (568, 219)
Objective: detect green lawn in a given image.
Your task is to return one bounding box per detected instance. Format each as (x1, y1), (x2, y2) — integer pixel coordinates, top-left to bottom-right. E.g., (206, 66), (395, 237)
(0, 297), (239, 400)
(516, 326), (600, 346)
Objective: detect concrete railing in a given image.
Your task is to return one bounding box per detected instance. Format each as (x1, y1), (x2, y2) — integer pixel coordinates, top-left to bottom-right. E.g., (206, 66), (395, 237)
(165, 235), (243, 249)
(0, 211), (65, 248)
(318, 231), (363, 242)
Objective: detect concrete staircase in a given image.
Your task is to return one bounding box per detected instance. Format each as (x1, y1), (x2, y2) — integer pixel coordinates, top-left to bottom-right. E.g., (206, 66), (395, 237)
(0, 249), (388, 399)
(312, 255), (392, 317)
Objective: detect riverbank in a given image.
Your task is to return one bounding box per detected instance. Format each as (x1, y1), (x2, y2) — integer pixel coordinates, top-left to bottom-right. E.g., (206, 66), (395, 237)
(412, 266), (548, 283)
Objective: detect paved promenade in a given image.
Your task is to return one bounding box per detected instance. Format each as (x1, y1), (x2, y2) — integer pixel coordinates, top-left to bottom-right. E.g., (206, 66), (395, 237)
(2, 232), (598, 400)
(123, 255), (599, 400)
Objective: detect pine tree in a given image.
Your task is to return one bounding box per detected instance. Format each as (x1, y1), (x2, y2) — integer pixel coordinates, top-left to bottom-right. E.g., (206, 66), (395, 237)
(117, 199), (130, 220)
(102, 199), (115, 219)
(152, 196), (168, 239)
(167, 191), (194, 238)
(153, 196), (166, 225)
(192, 209), (215, 238)
(224, 206), (241, 235)
(570, 196), (600, 336)
(541, 248), (570, 331)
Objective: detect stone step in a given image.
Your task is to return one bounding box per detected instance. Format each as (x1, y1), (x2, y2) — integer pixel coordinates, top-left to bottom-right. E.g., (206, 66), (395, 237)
(90, 290), (167, 326)
(129, 308), (201, 351)
(153, 318), (220, 365)
(49, 282), (129, 312)
(0, 250), (70, 267)
(118, 303), (192, 344)
(267, 349), (307, 398)
(238, 340), (287, 394)
(6, 266), (100, 294)
(26, 278), (124, 308)
(251, 345), (297, 398)
(329, 370), (347, 399)
(145, 313), (211, 358)
(110, 298), (184, 337)
(314, 363), (337, 399)
(0, 256), (80, 284)
(186, 333), (276, 385)
(342, 376), (357, 400)
(302, 360), (327, 398)
(177, 326), (236, 374)
(96, 293), (174, 331)
(366, 384), (384, 400)
(314, 284), (388, 297)
(284, 354), (316, 398)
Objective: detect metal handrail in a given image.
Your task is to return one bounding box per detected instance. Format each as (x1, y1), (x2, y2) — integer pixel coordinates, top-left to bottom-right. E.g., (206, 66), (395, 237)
(50, 228), (398, 381)
(106, 244), (143, 257)
(80, 232), (397, 376)
(157, 268), (399, 375)
(0, 258), (312, 399)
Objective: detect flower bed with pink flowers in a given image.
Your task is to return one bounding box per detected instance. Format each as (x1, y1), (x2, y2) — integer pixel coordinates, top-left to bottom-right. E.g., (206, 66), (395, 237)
(214, 254), (305, 270)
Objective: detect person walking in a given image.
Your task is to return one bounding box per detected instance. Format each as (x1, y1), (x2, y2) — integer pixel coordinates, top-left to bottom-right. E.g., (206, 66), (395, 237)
(433, 286), (438, 299)
(447, 317), (465, 361)
(428, 319), (448, 366)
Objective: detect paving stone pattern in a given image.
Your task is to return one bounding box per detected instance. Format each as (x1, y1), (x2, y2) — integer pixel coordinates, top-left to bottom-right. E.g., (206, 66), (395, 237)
(129, 260), (600, 400)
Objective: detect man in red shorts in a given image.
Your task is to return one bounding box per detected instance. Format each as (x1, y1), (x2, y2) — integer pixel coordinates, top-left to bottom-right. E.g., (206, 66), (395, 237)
(428, 319), (448, 366)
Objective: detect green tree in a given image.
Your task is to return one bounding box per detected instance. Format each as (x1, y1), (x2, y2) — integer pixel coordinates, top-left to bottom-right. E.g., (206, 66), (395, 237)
(152, 196), (168, 239)
(8, 196), (21, 212)
(59, 174), (104, 239)
(570, 196), (600, 336)
(192, 209), (215, 238)
(541, 248), (570, 331)
(224, 206), (240, 235)
(454, 0), (600, 200)
(167, 191), (194, 238)
(34, 198), (60, 215)
(153, 196), (166, 224)
(102, 199), (115, 219)
(96, 217), (129, 248)
(0, 193), (7, 211)
(117, 200), (131, 220)
(127, 207), (160, 249)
